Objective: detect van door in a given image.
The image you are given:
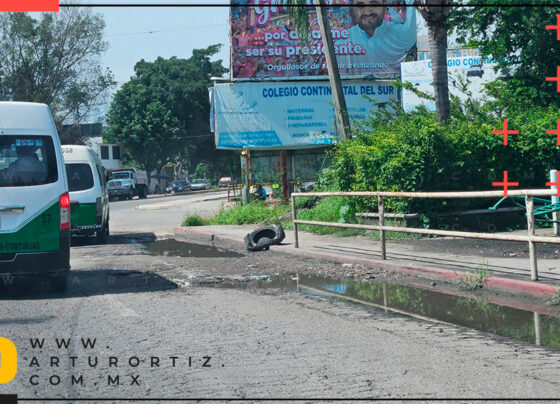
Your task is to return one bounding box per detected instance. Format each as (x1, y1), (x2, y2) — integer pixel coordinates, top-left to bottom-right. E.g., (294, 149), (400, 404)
(0, 135), (66, 254)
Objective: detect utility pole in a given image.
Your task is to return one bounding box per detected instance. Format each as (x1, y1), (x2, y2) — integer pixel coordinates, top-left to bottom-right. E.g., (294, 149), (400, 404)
(315, 0), (351, 140)
(280, 150), (288, 202)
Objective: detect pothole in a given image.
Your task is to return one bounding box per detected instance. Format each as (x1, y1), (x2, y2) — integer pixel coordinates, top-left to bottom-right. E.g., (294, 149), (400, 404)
(201, 273), (560, 351)
(143, 239), (244, 258)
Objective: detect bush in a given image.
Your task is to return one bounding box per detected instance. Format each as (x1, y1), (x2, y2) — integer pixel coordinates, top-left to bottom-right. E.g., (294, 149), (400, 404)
(182, 215), (204, 226)
(210, 202), (290, 225)
(322, 96), (560, 214)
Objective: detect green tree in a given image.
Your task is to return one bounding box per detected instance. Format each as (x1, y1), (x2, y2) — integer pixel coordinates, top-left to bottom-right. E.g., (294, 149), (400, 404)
(451, 1), (560, 108)
(416, 1), (453, 121)
(0, 10), (115, 143)
(105, 45), (227, 177)
(289, 2), (453, 123)
(193, 161), (211, 179)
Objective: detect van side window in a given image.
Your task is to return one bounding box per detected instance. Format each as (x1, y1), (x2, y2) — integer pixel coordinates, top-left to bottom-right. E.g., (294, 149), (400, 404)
(96, 164), (106, 188)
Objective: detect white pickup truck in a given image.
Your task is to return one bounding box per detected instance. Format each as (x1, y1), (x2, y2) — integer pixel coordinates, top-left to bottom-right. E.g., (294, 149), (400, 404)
(108, 168), (148, 200)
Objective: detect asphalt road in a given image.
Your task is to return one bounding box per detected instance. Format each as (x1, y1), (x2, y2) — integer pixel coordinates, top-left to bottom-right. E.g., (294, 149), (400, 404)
(109, 191), (228, 236)
(1, 194), (560, 401)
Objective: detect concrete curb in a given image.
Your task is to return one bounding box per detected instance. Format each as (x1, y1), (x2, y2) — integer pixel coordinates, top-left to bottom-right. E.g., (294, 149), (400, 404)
(147, 188), (228, 200)
(173, 226), (559, 300)
(137, 194), (227, 210)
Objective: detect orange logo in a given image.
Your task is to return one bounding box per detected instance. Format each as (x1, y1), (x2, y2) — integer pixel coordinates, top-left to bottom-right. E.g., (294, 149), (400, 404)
(0, 0), (59, 12)
(0, 337), (17, 384)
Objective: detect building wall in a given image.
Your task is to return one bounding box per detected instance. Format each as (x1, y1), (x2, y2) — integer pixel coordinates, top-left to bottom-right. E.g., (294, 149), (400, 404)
(87, 140), (123, 171)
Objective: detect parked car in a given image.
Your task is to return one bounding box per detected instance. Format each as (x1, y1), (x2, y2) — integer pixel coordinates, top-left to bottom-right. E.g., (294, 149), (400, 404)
(218, 177), (232, 187)
(166, 180), (190, 193)
(190, 178), (211, 191)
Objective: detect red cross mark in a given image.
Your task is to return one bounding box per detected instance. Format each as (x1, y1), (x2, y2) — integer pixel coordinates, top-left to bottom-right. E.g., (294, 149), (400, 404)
(492, 171), (519, 197)
(546, 175), (560, 197)
(546, 66), (560, 92)
(546, 14), (560, 40)
(492, 119), (518, 145)
(546, 119), (560, 145)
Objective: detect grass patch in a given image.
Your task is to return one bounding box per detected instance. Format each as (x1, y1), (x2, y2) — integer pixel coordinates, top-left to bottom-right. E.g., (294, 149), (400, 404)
(190, 196), (426, 240)
(292, 196), (424, 239)
(549, 289), (560, 306)
(182, 215), (205, 226)
(458, 265), (488, 291)
(295, 197), (356, 235)
(209, 201), (291, 225)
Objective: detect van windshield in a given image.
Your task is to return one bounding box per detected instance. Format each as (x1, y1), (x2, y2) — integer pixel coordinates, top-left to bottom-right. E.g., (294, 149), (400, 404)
(65, 163), (94, 192)
(0, 135), (58, 187)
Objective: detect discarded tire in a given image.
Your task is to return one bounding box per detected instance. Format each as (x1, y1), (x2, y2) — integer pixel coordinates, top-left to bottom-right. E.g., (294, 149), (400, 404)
(244, 224), (285, 252)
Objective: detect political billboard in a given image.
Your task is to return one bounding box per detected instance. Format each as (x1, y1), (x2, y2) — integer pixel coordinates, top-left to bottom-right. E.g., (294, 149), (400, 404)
(213, 80), (397, 149)
(400, 56), (513, 112)
(230, 0), (417, 80)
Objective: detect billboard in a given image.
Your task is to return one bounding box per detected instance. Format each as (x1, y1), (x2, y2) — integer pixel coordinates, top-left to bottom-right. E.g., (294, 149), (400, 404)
(213, 80), (397, 149)
(400, 56), (512, 112)
(230, 0), (417, 80)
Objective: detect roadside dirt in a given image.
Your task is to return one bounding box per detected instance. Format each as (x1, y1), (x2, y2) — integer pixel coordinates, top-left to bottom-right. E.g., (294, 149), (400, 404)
(69, 233), (559, 310)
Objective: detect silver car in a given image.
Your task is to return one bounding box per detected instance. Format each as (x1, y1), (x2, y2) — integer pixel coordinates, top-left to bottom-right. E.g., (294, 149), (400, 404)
(190, 178), (211, 191)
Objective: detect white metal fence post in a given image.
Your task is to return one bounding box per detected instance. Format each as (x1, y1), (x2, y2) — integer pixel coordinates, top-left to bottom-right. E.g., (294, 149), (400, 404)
(550, 170), (559, 236)
(526, 195), (538, 281)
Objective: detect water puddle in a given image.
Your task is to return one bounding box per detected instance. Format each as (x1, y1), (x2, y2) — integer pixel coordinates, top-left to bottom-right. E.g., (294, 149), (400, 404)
(143, 239), (244, 258)
(211, 274), (560, 350)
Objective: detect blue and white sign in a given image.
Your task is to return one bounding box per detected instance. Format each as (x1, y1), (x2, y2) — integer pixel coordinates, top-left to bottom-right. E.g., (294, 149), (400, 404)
(214, 80), (397, 149)
(400, 56), (514, 112)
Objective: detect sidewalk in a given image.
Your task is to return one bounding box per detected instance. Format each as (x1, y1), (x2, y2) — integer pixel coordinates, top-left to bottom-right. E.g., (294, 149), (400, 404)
(174, 224), (560, 298)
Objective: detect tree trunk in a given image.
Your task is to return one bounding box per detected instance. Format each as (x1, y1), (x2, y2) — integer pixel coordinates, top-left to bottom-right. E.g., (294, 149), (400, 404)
(428, 22), (450, 121)
(315, 0), (352, 139)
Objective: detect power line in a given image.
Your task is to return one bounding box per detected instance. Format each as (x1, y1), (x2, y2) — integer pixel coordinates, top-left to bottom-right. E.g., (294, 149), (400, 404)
(105, 23), (227, 38)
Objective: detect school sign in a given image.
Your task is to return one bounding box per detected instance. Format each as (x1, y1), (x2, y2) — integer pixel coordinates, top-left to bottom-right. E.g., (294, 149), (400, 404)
(213, 80), (397, 149)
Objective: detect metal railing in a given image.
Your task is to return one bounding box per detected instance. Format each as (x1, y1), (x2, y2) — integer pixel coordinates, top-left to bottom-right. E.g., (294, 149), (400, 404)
(291, 189), (560, 281)
(227, 184), (242, 202)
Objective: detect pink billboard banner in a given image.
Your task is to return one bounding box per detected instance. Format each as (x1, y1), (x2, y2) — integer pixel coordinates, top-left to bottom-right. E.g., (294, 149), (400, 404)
(230, 0), (417, 80)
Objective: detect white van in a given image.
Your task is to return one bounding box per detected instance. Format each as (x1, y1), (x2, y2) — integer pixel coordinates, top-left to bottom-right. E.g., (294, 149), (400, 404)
(0, 102), (70, 291)
(62, 145), (109, 243)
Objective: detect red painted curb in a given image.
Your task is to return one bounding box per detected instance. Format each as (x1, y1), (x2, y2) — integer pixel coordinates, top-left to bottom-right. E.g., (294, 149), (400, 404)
(173, 226), (559, 299)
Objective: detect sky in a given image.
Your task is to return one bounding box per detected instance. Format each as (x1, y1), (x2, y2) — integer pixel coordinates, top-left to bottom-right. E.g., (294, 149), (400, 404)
(79, 1), (430, 87)
(79, 0), (231, 86)
(58, 1), (430, 120)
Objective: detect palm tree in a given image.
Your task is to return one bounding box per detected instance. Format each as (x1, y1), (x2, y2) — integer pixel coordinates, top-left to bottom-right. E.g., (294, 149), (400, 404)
(289, 1), (351, 139)
(416, 0), (453, 121)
